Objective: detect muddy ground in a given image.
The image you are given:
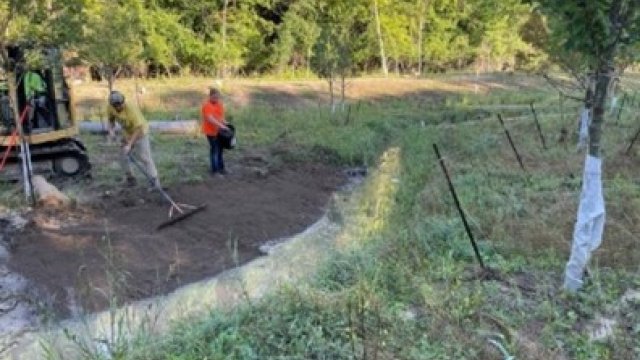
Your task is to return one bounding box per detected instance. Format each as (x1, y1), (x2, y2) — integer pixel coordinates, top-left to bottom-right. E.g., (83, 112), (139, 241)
(5, 155), (346, 317)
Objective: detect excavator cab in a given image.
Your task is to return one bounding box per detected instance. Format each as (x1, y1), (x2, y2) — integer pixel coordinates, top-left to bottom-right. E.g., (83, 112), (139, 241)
(0, 46), (90, 179)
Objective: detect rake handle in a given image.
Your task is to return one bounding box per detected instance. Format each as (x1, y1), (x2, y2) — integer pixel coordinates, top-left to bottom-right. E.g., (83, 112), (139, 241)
(127, 154), (180, 209)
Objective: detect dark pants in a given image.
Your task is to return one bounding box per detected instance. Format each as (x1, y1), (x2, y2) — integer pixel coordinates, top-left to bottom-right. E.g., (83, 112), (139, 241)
(207, 135), (224, 173)
(29, 95), (51, 130)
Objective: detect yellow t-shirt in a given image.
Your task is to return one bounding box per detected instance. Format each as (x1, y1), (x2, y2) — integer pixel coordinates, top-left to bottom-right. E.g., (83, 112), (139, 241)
(107, 102), (149, 137)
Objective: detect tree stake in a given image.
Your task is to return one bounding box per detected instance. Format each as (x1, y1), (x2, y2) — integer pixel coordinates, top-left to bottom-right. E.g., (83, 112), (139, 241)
(433, 143), (485, 269)
(497, 114), (526, 171)
(530, 102), (547, 150)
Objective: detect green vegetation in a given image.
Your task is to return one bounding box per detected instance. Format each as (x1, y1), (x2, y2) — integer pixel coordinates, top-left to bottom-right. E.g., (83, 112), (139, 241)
(46, 78), (639, 359)
(1, 0), (639, 358)
(1, 0), (543, 78)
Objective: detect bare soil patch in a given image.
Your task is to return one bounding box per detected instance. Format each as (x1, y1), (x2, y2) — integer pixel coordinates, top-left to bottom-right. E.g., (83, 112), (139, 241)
(72, 75), (541, 120)
(7, 159), (346, 316)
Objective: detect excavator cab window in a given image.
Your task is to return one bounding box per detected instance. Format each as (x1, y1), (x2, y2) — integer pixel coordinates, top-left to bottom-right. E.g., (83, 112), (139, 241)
(6, 46), (67, 134)
(16, 69), (58, 134)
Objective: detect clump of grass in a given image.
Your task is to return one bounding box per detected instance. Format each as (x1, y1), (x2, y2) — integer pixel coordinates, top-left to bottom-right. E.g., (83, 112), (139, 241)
(42, 228), (164, 360)
(0, 182), (22, 208)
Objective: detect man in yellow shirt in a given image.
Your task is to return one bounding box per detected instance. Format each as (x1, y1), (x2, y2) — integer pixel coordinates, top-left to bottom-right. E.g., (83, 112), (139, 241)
(107, 90), (160, 188)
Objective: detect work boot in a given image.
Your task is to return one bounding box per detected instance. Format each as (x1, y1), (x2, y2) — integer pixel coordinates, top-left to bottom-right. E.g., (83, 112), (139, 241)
(147, 177), (163, 192)
(124, 175), (137, 187)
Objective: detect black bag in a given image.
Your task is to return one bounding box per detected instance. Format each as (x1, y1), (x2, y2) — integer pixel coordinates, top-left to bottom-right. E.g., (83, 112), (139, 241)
(218, 124), (236, 149)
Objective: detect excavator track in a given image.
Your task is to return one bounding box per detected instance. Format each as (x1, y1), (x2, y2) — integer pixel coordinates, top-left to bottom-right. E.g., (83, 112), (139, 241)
(0, 138), (90, 181)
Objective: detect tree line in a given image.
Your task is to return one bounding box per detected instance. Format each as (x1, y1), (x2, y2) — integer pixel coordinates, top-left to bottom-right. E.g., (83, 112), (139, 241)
(1, 0), (546, 82)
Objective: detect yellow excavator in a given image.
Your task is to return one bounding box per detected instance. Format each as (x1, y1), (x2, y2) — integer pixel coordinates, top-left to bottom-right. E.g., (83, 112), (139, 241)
(0, 46), (90, 180)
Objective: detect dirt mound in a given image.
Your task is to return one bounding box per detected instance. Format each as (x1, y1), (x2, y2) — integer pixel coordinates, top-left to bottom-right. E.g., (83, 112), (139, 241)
(8, 161), (345, 316)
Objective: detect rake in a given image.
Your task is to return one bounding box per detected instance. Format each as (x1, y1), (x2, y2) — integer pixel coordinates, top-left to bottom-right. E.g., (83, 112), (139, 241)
(128, 154), (206, 230)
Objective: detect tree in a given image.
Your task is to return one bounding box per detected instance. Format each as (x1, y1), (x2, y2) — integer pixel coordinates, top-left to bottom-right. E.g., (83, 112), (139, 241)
(271, 0), (320, 76)
(221, 0), (229, 66)
(312, 0), (368, 111)
(138, 5), (211, 76)
(532, 0), (640, 291)
(375, 0), (414, 75)
(225, 0), (275, 75)
(415, 0), (429, 75)
(371, 0), (388, 76)
(140, 8), (178, 75)
(472, 0), (532, 71)
(78, 0), (144, 91)
(421, 0), (474, 71)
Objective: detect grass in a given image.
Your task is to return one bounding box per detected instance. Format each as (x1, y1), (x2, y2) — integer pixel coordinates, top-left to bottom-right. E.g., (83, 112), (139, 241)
(0, 182), (22, 209)
(14, 75), (640, 359)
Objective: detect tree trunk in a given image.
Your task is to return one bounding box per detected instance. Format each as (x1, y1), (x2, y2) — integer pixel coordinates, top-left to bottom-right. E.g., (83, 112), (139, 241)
(107, 75), (114, 92)
(221, 0), (229, 79)
(329, 76), (335, 113)
(589, 66), (612, 157)
(134, 74), (142, 109)
(372, 0), (388, 77)
(306, 46), (312, 78)
(563, 0), (628, 292)
(564, 64), (612, 292)
(416, 0), (427, 76)
(7, 70), (34, 203)
(106, 66), (115, 93)
(340, 73), (346, 111)
(0, 45), (34, 203)
(417, 15), (424, 76)
(222, 0), (229, 49)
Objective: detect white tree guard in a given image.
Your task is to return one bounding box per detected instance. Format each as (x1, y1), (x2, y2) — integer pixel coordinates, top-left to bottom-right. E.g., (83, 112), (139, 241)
(564, 155), (605, 291)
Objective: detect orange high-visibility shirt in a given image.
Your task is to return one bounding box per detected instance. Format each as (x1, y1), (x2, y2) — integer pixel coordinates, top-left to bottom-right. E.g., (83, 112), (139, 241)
(201, 100), (225, 136)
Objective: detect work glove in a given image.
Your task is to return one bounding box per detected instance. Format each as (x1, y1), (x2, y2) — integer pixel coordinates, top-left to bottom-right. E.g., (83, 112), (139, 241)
(121, 137), (133, 154)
